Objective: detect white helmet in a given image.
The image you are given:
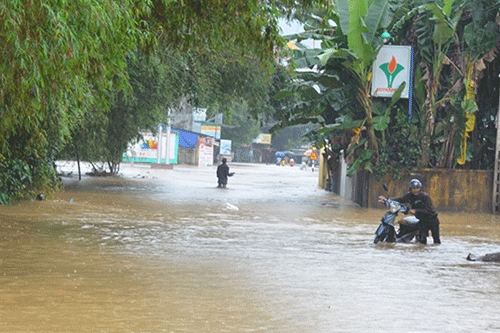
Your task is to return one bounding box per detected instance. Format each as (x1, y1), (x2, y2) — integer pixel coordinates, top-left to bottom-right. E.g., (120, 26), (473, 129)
(410, 179), (422, 188)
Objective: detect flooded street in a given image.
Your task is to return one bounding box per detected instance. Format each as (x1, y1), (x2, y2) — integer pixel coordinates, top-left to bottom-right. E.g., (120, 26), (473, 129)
(2, 162), (500, 332)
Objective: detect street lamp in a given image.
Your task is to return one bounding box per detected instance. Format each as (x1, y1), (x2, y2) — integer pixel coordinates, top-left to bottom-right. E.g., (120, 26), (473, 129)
(381, 31), (392, 44)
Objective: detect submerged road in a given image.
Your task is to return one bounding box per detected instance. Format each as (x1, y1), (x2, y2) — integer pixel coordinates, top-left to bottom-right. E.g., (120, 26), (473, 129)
(1, 162), (500, 332)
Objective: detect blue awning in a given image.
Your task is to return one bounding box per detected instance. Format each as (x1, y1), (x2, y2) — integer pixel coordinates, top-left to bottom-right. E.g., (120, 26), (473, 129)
(173, 128), (199, 148)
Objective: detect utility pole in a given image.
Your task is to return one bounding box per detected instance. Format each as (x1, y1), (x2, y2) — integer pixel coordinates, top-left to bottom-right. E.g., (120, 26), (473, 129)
(492, 74), (500, 213)
(165, 109), (171, 165)
(157, 124), (163, 164)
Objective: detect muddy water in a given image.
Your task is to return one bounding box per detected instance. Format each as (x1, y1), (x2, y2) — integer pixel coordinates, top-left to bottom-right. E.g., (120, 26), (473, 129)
(1, 163), (500, 332)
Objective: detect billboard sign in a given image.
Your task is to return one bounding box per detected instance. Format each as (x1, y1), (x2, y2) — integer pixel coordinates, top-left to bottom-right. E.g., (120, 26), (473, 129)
(253, 133), (272, 145)
(371, 45), (412, 99)
(124, 131), (178, 164)
(220, 139), (232, 155)
(198, 137), (214, 166)
(200, 124), (221, 140)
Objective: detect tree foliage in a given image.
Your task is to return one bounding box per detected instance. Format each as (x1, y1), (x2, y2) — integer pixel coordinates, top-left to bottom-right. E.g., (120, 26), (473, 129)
(277, 0), (406, 176)
(221, 102), (261, 148)
(278, 0), (500, 180)
(0, 0), (329, 202)
(391, 0), (500, 168)
(62, 51), (171, 175)
(0, 0), (147, 202)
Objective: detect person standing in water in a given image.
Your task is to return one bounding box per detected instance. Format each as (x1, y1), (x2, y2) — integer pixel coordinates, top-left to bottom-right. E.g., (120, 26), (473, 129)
(216, 158), (234, 188)
(379, 179), (441, 244)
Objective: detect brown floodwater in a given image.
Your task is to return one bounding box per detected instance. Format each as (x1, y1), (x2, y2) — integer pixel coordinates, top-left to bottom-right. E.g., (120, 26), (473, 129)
(1, 162), (500, 332)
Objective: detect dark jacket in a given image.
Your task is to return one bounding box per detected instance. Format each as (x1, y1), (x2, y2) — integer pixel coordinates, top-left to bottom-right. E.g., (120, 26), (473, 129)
(216, 163), (230, 182)
(394, 191), (439, 226)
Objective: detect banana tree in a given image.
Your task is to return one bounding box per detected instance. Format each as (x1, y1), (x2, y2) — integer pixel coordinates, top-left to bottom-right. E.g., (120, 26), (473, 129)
(277, 0), (407, 175)
(458, 0), (500, 167)
(399, 0), (500, 167)
(333, 0), (400, 158)
(410, 0), (465, 167)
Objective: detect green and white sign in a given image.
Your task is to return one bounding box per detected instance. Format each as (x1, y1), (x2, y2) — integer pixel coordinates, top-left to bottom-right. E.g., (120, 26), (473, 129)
(371, 45), (412, 99)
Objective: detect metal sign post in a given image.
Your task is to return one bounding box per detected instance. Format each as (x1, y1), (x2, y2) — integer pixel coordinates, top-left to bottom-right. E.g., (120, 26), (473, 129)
(165, 110), (171, 165)
(492, 74), (500, 213)
(157, 124), (162, 164)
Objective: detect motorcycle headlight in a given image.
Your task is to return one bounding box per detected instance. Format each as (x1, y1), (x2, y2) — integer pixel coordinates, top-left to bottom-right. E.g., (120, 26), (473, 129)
(389, 201), (400, 213)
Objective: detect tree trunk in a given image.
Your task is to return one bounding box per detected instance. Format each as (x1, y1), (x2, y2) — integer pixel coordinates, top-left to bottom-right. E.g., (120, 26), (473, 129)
(74, 143), (82, 181)
(437, 122), (457, 168)
(361, 86), (379, 158)
(420, 65), (441, 168)
(420, 104), (434, 167)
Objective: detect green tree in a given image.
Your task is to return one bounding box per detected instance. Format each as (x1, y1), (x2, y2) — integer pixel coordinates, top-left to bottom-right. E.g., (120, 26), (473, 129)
(278, 0), (500, 179)
(1, 0), (330, 202)
(401, 0), (467, 167)
(277, 0), (406, 176)
(64, 51), (171, 175)
(66, 47), (275, 175)
(392, 0), (500, 168)
(0, 0), (146, 202)
(221, 102), (261, 148)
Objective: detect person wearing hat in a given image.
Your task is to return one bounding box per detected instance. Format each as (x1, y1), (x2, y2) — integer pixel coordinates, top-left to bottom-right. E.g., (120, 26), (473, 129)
(216, 158), (234, 188)
(378, 179), (441, 244)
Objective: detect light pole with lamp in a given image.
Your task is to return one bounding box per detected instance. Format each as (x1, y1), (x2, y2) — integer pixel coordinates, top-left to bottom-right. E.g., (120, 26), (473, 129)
(381, 31), (391, 44)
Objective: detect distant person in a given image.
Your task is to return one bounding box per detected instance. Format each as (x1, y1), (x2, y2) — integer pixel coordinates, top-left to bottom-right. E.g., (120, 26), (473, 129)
(216, 158), (234, 188)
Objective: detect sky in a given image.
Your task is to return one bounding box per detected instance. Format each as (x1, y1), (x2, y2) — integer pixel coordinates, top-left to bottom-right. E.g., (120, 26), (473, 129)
(278, 19), (305, 35)
(278, 18), (317, 49)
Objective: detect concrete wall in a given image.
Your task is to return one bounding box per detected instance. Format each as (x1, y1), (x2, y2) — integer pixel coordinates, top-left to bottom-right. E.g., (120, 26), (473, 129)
(178, 146), (197, 165)
(367, 169), (493, 213)
(320, 154), (494, 212)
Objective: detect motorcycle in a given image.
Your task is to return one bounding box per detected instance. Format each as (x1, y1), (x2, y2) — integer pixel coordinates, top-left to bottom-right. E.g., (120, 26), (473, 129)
(374, 198), (420, 244)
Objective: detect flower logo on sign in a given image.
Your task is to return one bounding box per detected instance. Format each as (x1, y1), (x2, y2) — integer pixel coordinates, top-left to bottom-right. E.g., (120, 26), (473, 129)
(379, 56), (404, 88)
(141, 139), (158, 150)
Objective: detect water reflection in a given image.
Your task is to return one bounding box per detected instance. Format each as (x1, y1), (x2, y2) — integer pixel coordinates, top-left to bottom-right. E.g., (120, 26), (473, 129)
(1, 164), (500, 332)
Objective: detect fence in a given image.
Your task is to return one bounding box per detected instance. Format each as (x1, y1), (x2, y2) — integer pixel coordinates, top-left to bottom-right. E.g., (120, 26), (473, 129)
(323, 154), (493, 213)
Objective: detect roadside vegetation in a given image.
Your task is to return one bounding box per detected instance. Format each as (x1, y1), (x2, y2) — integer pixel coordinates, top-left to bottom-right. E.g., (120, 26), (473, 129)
(0, 0), (324, 203)
(278, 0), (500, 179)
(1, 0), (500, 203)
